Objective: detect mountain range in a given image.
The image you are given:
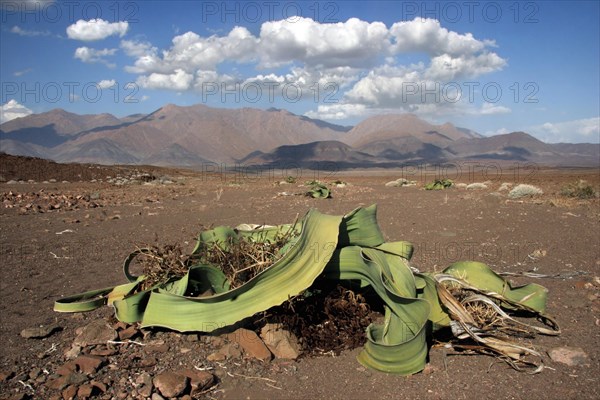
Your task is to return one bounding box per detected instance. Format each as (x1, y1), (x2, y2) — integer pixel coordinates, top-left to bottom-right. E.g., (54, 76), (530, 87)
(1, 104), (598, 167)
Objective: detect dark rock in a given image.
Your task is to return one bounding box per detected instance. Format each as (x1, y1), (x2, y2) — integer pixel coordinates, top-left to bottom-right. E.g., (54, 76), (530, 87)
(48, 372), (88, 391)
(89, 346), (118, 356)
(145, 343), (170, 353)
(73, 321), (117, 347)
(90, 380), (107, 393)
(0, 370), (15, 382)
(20, 324), (61, 339)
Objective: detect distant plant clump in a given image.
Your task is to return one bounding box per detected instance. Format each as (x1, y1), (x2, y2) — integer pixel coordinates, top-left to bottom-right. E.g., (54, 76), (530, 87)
(385, 178), (417, 187)
(425, 179), (453, 190)
(508, 184), (543, 199)
(560, 180), (597, 199)
(306, 182), (332, 198)
(466, 182), (488, 190)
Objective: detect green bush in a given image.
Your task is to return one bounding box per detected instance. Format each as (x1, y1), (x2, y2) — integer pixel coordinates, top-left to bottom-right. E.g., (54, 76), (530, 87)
(560, 180), (597, 199)
(424, 179), (453, 190)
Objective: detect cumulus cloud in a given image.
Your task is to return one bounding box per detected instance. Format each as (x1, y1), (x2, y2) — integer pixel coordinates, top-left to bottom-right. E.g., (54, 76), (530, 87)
(529, 118), (600, 143)
(0, 100), (33, 124)
(243, 66), (359, 96)
(389, 18), (488, 56)
(125, 27), (257, 75)
(136, 69), (194, 91)
(258, 17), (389, 68)
(477, 102), (511, 115)
(304, 103), (368, 120)
(121, 17), (506, 120)
(120, 39), (157, 57)
(67, 19), (128, 41)
(74, 47), (117, 67)
(425, 52), (506, 81)
(97, 79), (116, 89)
(10, 26), (50, 37)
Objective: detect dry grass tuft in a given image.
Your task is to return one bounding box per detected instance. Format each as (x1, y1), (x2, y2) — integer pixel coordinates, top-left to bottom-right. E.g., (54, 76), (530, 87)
(135, 243), (190, 291)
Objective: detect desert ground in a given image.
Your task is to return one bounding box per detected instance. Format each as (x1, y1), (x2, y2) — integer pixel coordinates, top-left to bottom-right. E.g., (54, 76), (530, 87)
(0, 155), (599, 400)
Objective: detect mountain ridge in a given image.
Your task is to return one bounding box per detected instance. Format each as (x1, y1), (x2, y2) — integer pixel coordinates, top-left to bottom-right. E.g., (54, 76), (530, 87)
(1, 104), (597, 167)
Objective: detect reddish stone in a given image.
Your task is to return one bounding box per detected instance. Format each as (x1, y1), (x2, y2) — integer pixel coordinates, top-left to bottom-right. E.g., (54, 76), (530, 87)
(153, 372), (189, 398)
(90, 380), (107, 392)
(226, 328), (272, 361)
(56, 361), (77, 376)
(74, 355), (105, 374)
(61, 384), (77, 400)
(179, 368), (215, 392)
(89, 346), (118, 356)
(118, 325), (139, 340)
(77, 383), (100, 399)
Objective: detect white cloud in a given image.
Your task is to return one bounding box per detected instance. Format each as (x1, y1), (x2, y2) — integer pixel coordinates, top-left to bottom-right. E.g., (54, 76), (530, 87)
(425, 52), (506, 81)
(97, 79), (116, 89)
(137, 69), (194, 91)
(74, 47), (117, 67)
(66, 19), (128, 41)
(0, 100), (33, 124)
(1, 0), (54, 8)
(120, 39), (157, 57)
(242, 66), (360, 98)
(125, 27), (257, 75)
(120, 16), (506, 120)
(305, 103), (368, 120)
(10, 26), (50, 37)
(483, 127), (510, 136)
(258, 17), (389, 68)
(390, 18), (487, 56)
(13, 68), (33, 77)
(529, 118), (600, 143)
(477, 102), (511, 115)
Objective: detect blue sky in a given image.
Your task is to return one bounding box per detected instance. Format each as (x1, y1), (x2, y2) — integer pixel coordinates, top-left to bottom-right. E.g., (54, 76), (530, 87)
(1, 0), (598, 143)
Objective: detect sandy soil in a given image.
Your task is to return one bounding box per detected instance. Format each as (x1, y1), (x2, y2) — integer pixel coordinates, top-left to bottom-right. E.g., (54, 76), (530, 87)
(0, 155), (599, 399)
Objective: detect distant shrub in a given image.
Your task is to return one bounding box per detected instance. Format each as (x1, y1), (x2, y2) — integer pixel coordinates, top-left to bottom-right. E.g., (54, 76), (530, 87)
(508, 184), (543, 199)
(498, 182), (513, 192)
(425, 179), (453, 190)
(466, 182), (488, 190)
(285, 176), (296, 184)
(385, 178), (416, 187)
(560, 180), (597, 199)
(332, 180), (348, 188)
